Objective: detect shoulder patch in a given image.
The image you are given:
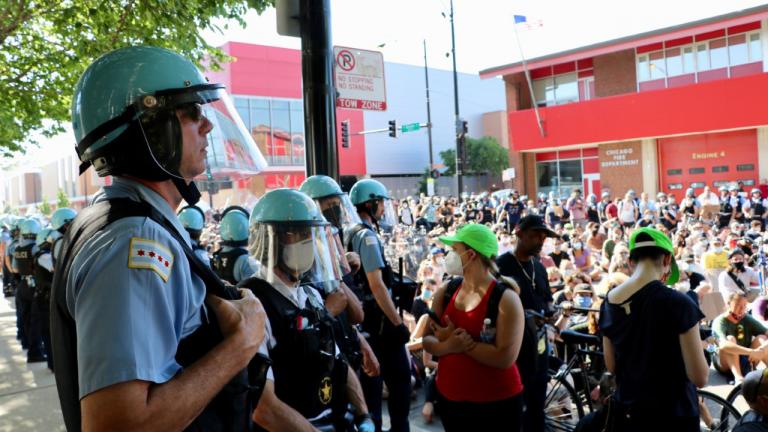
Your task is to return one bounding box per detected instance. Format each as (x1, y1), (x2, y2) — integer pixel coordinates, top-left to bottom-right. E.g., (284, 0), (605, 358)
(127, 237), (174, 282)
(365, 236), (378, 246)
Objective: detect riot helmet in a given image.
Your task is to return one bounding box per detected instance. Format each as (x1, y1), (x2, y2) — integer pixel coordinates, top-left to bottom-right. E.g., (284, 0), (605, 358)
(249, 189), (344, 287)
(298, 175), (361, 231)
(220, 206), (250, 247)
(349, 179), (397, 230)
(19, 218), (42, 240)
(51, 207), (77, 232)
(178, 205), (205, 240)
(71, 46), (267, 205)
(36, 228), (55, 249)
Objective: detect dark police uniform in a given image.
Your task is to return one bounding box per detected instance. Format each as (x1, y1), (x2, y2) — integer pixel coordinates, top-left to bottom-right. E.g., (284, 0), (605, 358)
(33, 245), (54, 370)
(212, 246), (255, 285)
(13, 239), (45, 361)
(348, 220), (412, 432)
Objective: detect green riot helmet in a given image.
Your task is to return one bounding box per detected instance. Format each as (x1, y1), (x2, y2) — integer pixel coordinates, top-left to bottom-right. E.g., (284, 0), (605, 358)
(178, 205), (205, 240)
(19, 218), (42, 240)
(250, 189), (345, 287)
(51, 207), (77, 232)
(71, 46), (267, 205)
(219, 206), (250, 247)
(299, 175), (361, 230)
(349, 178), (397, 229)
(36, 228), (54, 248)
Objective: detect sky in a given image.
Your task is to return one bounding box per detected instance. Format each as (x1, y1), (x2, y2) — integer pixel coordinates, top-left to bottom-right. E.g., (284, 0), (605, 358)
(7, 0), (768, 172)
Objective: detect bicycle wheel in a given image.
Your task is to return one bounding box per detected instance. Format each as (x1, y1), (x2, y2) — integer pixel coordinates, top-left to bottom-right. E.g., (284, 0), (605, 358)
(725, 383), (750, 414)
(697, 389), (742, 432)
(545, 374), (584, 432)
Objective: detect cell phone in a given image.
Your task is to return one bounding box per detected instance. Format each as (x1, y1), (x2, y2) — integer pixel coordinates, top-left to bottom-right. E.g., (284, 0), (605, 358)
(426, 309), (442, 324)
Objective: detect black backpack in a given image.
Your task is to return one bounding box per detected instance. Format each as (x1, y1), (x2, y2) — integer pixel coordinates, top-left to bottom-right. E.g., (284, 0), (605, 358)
(442, 277), (543, 379)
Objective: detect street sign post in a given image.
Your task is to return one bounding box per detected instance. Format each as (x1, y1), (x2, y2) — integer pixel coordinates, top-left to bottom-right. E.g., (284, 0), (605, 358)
(333, 46), (387, 111)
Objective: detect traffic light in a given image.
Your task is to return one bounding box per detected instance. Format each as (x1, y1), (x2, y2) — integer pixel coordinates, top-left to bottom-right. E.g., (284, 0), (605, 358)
(431, 169), (440, 179)
(462, 120), (468, 136)
(388, 120), (398, 138)
(340, 120), (350, 148)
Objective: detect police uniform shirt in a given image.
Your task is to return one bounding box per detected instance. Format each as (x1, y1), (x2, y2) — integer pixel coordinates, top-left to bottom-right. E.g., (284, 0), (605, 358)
(6, 239), (18, 272)
(37, 251), (54, 272)
(255, 268), (340, 407)
(219, 246), (259, 282)
(351, 220), (386, 274)
(12, 239), (36, 273)
(192, 241), (211, 268)
(67, 177), (206, 399)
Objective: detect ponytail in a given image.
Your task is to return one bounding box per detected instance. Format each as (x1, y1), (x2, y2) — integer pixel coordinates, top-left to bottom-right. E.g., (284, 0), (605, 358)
(479, 253), (520, 294)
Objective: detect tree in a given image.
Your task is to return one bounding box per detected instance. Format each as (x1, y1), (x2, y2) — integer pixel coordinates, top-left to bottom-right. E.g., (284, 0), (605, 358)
(416, 167), (431, 195)
(38, 197), (52, 216)
(56, 188), (71, 209)
(439, 136), (509, 177)
(0, 0), (273, 155)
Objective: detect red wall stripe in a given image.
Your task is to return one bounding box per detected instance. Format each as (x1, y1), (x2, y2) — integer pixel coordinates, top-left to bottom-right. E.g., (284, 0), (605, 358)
(578, 70), (594, 78)
(558, 149), (581, 159)
(695, 29), (726, 42)
(553, 62), (577, 75)
(664, 36), (694, 48)
(530, 66), (553, 79)
(577, 58), (593, 70)
(637, 42), (664, 54)
(728, 21), (761, 35)
(582, 148), (598, 157)
(535, 151), (559, 162)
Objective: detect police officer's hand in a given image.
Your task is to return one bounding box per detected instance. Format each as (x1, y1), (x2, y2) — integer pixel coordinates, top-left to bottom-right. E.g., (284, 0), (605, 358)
(345, 252), (361, 273)
(324, 288), (348, 317)
(206, 289), (266, 360)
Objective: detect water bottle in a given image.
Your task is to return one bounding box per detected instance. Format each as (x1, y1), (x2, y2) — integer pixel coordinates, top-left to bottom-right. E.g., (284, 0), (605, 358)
(480, 318), (496, 343)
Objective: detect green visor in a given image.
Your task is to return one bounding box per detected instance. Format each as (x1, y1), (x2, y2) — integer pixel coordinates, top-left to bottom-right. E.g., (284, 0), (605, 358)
(439, 223), (498, 258)
(629, 227), (679, 285)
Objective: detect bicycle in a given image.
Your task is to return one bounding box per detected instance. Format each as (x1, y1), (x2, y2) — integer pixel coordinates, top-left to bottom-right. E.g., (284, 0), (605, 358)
(698, 389), (742, 431)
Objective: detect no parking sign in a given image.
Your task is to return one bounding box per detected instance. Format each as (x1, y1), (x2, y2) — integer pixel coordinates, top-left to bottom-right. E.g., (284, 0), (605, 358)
(333, 46), (387, 111)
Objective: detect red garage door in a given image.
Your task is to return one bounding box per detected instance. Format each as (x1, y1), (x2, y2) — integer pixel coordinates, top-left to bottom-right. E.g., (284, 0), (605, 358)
(659, 130), (758, 196)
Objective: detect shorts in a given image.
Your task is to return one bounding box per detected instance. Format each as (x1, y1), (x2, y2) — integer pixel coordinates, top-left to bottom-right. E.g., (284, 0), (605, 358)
(712, 351), (751, 379)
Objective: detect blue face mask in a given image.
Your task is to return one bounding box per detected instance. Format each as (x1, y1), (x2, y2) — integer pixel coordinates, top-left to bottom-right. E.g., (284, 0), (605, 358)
(574, 295), (593, 308)
(422, 289), (433, 301)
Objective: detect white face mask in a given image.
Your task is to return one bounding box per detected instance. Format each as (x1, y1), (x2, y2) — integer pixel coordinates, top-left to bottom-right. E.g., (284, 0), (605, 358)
(282, 239), (315, 274)
(444, 250), (468, 276)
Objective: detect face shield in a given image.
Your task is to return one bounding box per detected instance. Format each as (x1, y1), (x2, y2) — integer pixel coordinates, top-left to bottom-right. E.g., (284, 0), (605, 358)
(377, 198), (398, 232)
(137, 84), (267, 180)
(316, 193), (362, 232)
(248, 222), (344, 290)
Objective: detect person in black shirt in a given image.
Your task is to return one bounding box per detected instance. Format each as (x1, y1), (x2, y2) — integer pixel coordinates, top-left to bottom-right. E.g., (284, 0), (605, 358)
(599, 227), (708, 431)
(549, 237), (567, 269)
(497, 215), (557, 431)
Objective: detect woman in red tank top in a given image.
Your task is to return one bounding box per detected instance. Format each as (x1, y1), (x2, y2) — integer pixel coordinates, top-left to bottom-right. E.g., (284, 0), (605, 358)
(423, 224), (525, 432)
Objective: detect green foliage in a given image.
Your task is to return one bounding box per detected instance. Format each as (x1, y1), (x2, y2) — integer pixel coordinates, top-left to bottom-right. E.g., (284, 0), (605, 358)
(38, 197), (51, 215)
(439, 136), (509, 177)
(416, 167), (431, 195)
(56, 188), (70, 209)
(0, 0), (273, 155)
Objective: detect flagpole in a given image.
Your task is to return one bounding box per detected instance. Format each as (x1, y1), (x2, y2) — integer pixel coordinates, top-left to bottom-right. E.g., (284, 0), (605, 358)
(512, 20), (545, 137)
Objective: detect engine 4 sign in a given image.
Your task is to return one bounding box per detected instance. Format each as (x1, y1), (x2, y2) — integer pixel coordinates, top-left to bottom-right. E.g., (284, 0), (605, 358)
(334, 46), (387, 111)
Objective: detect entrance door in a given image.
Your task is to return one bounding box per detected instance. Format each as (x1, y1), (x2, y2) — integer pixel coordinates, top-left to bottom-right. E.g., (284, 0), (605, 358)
(583, 173), (601, 197)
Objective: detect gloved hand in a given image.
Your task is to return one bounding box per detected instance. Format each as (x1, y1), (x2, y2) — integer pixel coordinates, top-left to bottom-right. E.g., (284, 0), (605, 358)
(393, 322), (411, 346)
(356, 414), (375, 432)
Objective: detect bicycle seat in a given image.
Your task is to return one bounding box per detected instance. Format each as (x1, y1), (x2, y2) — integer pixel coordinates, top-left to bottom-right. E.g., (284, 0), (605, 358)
(560, 329), (601, 346)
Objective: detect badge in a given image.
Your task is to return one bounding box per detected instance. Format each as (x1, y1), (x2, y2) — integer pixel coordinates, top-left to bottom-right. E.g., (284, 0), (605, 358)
(318, 376), (332, 405)
(127, 237), (174, 282)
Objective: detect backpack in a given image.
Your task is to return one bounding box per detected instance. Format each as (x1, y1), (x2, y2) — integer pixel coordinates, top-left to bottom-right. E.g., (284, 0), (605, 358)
(442, 277), (544, 379)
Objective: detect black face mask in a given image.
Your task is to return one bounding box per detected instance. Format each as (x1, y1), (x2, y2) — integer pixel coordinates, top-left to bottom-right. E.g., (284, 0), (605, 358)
(322, 205), (343, 229)
(734, 262), (746, 271)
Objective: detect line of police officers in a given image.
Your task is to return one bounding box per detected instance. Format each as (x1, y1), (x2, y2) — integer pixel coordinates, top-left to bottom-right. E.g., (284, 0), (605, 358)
(39, 45), (414, 431)
(2, 208), (76, 370)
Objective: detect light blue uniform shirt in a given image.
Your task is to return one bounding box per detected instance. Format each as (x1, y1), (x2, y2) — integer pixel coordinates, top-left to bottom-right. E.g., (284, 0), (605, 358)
(191, 240), (211, 268)
(67, 177), (206, 399)
(219, 245), (259, 282)
(349, 220), (386, 274)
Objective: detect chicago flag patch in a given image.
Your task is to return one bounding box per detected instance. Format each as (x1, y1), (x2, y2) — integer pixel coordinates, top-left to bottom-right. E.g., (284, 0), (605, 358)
(127, 237), (174, 282)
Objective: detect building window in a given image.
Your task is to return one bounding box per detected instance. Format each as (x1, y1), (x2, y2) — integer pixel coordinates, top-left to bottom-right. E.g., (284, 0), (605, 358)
(668, 183), (683, 190)
(535, 158), (583, 197)
(712, 165), (729, 173)
(709, 38), (728, 69)
(665, 47), (683, 76)
(637, 55), (650, 81)
(667, 168), (683, 176)
(696, 43), (710, 71)
(690, 182), (706, 188)
(233, 96), (305, 167)
(729, 34), (749, 66)
(737, 163), (755, 171)
(649, 51), (666, 80)
(713, 180), (730, 188)
(749, 33), (762, 61)
(682, 46), (695, 73)
(741, 179), (756, 186)
(689, 167), (705, 174)
(533, 72), (580, 107)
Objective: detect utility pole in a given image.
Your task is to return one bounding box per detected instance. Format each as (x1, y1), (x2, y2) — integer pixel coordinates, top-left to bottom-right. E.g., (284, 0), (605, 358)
(423, 39), (434, 196)
(299, 0), (338, 179)
(449, 0), (464, 197)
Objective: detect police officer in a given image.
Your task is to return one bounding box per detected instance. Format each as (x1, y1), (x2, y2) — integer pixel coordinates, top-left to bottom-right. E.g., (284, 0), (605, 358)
(242, 188), (375, 432)
(0, 217), (14, 297)
(13, 218), (46, 363)
(49, 207), (77, 264)
(178, 205), (210, 266)
(299, 175), (380, 377)
(4, 217), (23, 347)
(51, 46), (267, 431)
(348, 179), (412, 432)
(748, 188), (768, 230)
(33, 227), (55, 371)
(212, 206), (258, 285)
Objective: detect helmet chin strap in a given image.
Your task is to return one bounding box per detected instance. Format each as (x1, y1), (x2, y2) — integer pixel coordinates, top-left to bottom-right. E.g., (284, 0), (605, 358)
(172, 177), (202, 206)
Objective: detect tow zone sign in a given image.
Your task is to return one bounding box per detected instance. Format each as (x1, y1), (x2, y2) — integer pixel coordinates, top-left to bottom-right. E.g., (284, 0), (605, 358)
(334, 46), (387, 111)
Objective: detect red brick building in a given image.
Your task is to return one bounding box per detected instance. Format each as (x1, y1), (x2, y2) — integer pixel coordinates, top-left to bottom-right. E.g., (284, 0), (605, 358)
(481, 5), (768, 200)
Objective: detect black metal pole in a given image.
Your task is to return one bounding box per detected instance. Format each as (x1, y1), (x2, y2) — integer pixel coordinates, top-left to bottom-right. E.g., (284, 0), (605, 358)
(423, 39), (434, 194)
(299, 0), (338, 179)
(449, 0), (463, 197)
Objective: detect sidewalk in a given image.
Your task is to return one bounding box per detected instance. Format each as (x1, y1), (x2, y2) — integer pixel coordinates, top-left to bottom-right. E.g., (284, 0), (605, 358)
(0, 296), (64, 432)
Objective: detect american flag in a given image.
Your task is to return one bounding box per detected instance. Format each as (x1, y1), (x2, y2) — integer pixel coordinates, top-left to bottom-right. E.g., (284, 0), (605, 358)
(513, 14), (544, 31)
